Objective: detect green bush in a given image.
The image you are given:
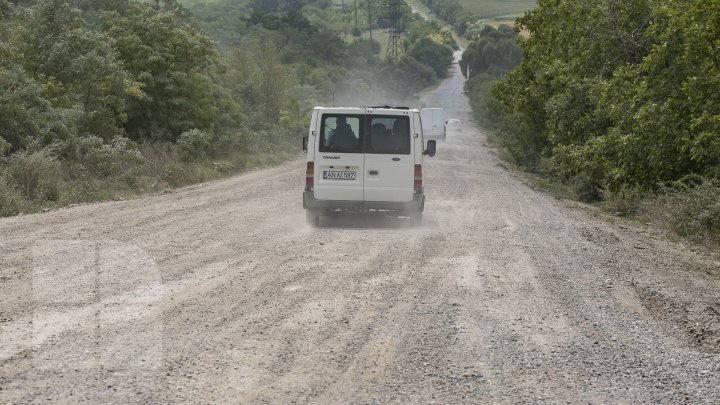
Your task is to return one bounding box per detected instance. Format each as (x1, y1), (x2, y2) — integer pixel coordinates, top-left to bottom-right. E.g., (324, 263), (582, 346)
(491, 0), (720, 191)
(0, 137), (10, 157)
(176, 129), (213, 161)
(465, 73), (504, 129)
(602, 187), (648, 217)
(75, 136), (145, 177)
(0, 175), (22, 216)
(644, 180), (720, 244)
(161, 160), (221, 188)
(569, 175), (603, 203)
(408, 37), (454, 78)
(5, 149), (61, 203)
(64, 180), (96, 204)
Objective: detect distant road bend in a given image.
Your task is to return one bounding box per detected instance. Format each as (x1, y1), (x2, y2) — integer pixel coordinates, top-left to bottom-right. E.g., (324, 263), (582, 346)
(1, 50), (719, 403)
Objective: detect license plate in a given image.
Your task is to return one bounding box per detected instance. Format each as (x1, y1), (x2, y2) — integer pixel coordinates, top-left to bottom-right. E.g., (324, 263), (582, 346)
(323, 171), (356, 180)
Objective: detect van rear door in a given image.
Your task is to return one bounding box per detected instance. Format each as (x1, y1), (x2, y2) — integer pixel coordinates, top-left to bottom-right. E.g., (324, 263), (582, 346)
(313, 110), (365, 201)
(363, 109), (414, 203)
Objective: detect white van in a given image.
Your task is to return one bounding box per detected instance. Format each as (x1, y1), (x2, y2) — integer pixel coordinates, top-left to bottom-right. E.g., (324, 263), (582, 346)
(302, 106), (437, 226)
(420, 108), (446, 140)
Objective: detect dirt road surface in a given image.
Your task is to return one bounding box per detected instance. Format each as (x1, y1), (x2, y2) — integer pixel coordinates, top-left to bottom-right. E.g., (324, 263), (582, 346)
(2, 51), (720, 403)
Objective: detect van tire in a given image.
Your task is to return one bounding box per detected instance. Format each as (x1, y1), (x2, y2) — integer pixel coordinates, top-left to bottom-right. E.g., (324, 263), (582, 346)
(306, 210), (320, 227)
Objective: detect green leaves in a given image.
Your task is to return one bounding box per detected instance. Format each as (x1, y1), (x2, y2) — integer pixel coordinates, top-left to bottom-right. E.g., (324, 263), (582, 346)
(490, 0), (720, 191)
(43, 28), (128, 139)
(408, 37), (454, 78)
(0, 0), (459, 174)
(72, 135), (144, 177)
(0, 66), (75, 152)
(102, 3), (219, 141)
(460, 25), (520, 78)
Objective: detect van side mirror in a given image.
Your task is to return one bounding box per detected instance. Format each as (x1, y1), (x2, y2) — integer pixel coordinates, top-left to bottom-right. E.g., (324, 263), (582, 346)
(424, 140), (436, 157)
(302, 136), (308, 153)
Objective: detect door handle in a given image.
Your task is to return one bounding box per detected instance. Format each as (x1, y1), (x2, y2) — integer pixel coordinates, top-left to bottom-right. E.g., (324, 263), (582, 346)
(392, 157), (400, 161)
(369, 170), (379, 175)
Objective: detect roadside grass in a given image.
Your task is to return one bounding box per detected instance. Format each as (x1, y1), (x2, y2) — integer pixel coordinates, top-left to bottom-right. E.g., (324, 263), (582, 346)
(476, 18), (530, 37)
(404, 0), (433, 19)
(481, 131), (576, 201)
(636, 180), (720, 246)
(180, 0), (250, 6)
(483, 18), (519, 26)
(483, 131), (516, 167)
(520, 165), (720, 248)
(511, 157), (720, 249)
(681, 261), (720, 280)
(601, 180), (720, 250)
(456, 0), (536, 19)
(525, 176), (578, 201)
(480, 124), (720, 249)
(0, 142), (300, 217)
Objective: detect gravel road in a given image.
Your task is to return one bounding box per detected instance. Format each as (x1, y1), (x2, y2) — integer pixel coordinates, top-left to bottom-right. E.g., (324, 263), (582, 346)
(1, 51), (719, 404)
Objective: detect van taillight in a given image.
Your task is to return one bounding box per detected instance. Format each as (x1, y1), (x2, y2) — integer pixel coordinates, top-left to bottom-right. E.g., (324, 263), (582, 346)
(414, 164), (422, 192)
(306, 162), (314, 190)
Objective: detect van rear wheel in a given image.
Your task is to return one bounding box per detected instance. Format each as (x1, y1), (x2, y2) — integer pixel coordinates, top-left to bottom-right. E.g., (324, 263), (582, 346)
(306, 210), (320, 227)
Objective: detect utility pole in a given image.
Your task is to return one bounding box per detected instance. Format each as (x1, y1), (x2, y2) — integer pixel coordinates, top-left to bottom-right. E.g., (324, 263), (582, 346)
(354, 0), (359, 32)
(367, 0), (373, 42)
(385, 0), (404, 62)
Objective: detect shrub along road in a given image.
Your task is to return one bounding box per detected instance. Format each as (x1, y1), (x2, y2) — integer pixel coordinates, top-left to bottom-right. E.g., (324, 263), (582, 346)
(1, 51), (719, 403)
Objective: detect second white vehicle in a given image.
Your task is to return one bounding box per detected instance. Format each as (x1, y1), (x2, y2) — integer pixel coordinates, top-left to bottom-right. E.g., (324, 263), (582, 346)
(420, 107), (446, 141)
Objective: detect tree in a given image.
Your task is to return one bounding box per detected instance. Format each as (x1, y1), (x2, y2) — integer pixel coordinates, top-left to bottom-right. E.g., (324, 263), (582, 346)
(492, 0), (654, 174)
(460, 25), (520, 78)
(21, 0), (86, 78)
(42, 28), (128, 139)
(408, 37), (453, 78)
(0, 66), (75, 152)
(380, 55), (436, 97)
(255, 42), (296, 123)
(222, 42), (295, 127)
(492, 0), (720, 191)
(0, 0), (18, 67)
(102, 3), (219, 141)
(0, 0), (78, 152)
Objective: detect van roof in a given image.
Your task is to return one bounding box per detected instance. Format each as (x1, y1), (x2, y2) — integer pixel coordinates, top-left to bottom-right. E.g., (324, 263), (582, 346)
(314, 106), (418, 112)
(367, 105), (409, 110)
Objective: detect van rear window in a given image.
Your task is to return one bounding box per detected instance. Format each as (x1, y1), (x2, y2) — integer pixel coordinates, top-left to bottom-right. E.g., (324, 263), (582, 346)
(319, 114), (363, 153)
(318, 114), (410, 155)
(366, 116), (411, 155)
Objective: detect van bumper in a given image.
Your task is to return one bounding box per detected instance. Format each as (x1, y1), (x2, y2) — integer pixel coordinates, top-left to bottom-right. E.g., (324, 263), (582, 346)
(303, 191), (424, 213)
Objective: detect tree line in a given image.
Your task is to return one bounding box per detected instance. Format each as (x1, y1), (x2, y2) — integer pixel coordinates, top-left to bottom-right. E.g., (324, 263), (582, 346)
(0, 0), (457, 216)
(447, 0), (719, 242)
(494, 0), (719, 196)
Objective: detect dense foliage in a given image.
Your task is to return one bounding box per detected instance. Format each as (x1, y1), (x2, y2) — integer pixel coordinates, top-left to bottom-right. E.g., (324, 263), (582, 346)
(454, 0), (720, 241)
(493, 0), (720, 194)
(460, 24), (520, 78)
(460, 25), (520, 130)
(0, 0), (455, 216)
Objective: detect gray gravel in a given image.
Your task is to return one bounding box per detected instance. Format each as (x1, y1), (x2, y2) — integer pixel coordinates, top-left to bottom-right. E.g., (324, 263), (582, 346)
(1, 50), (719, 404)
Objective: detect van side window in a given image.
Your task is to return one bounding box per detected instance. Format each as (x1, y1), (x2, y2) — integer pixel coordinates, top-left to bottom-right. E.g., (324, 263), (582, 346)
(366, 115), (411, 155)
(319, 114), (363, 153)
